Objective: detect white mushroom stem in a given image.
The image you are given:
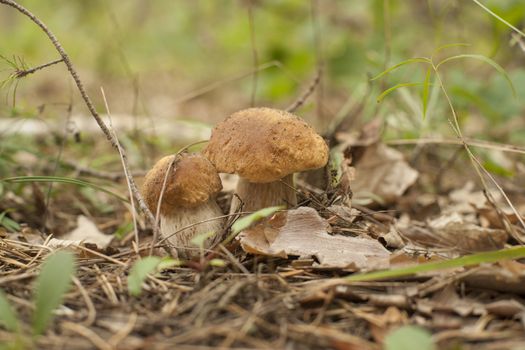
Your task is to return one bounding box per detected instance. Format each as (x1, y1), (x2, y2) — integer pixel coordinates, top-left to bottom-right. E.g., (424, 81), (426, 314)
(161, 200), (224, 258)
(231, 174), (297, 213)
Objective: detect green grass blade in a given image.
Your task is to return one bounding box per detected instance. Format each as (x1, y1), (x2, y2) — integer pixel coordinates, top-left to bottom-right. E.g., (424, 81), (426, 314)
(0, 211), (20, 232)
(224, 206), (283, 245)
(231, 206), (284, 235)
(432, 42), (470, 56)
(127, 256), (162, 296)
(32, 251), (76, 335)
(371, 57), (431, 81)
(377, 82), (426, 103)
(421, 68), (431, 119)
(471, 0), (525, 38)
(346, 246), (525, 282)
(436, 54), (516, 97)
(0, 289), (19, 332)
(1, 176), (129, 203)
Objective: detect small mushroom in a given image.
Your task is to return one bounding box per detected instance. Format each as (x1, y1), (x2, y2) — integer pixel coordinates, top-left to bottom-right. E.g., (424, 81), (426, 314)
(203, 107), (328, 212)
(141, 153), (223, 257)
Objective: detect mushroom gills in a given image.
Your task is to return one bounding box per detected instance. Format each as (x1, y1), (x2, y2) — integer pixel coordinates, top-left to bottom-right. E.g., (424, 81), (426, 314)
(231, 174), (296, 213)
(160, 200), (224, 258)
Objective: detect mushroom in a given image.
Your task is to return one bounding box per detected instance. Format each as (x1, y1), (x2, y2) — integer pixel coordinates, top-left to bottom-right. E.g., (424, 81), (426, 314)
(141, 153), (224, 257)
(203, 107), (328, 212)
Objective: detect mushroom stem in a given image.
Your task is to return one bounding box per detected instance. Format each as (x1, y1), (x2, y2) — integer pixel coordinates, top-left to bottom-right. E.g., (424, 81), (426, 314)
(161, 201), (224, 258)
(231, 174), (297, 213)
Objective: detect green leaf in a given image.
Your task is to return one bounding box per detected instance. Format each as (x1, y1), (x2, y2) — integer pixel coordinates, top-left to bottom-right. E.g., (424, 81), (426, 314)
(209, 259), (226, 267)
(346, 246), (525, 282)
(1, 176), (129, 203)
(385, 326), (435, 350)
(157, 257), (182, 270)
(127, 256), (162, 296)
(0, 289), (19, 332)
(0, 211), (20, 232)
(436, 54), (516, 98)
(371, 57), (431, 81)
(32, 251), (76, 335)
(377, 83), (426, 103)
(471, 0), (525, 38)
(421, 68), (431, 119)
(224, 206), (283, 245)
(190, 231), (216, 248)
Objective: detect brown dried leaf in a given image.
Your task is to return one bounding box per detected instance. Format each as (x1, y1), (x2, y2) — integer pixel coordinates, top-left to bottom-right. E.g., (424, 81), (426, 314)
(464, 263), (525, 294)
(399, 212), (508, 252)
(485, 299), (525, 317)
(351, 143), (418, 205)
(238, 207), (390, 270)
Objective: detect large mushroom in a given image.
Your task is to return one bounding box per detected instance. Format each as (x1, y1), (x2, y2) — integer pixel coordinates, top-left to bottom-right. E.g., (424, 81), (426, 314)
(141, 153), (223, 257)
(203, 107), (328, 212)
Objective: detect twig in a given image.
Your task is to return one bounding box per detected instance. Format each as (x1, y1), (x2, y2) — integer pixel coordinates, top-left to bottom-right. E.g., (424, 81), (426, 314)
(286, 68), (321, 113)
(14, 58), (63, 78)
(247, 0), (258, 107)
(387, 137), (525, 155)
(108, 312), (137, 348)
(152, 155), (178, 256)
(173, 60), (299, 104)
(100, 87), (140, 251)
(62, 321), (112, 350)
(310, 0), (324, 120)
(511, 33), (525, 53)
(149, 140), (209, 256)
(72, 277), (96, 327)
(0, 0), (159, 235)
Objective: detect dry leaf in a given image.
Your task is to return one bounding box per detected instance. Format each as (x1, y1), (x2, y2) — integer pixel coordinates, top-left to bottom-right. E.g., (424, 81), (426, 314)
(399, 212), (508, 252)
(485, 300), (525, 317)
(351, 143), (418, 205)
(62, 215), (113, 248)
(464, 264), (525, 294)
(238, 207), (390, 270)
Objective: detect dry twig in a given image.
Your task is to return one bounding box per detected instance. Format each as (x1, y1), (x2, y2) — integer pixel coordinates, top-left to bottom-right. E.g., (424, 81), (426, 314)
(0, 0), (159, 238)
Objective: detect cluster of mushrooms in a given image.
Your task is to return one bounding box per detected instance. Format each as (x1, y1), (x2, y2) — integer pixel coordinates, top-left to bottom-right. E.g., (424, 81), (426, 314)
(141, 107), (329, 258)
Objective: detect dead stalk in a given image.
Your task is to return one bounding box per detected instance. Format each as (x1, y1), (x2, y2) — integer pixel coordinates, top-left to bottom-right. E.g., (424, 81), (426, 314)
(0, 0), (159, 240)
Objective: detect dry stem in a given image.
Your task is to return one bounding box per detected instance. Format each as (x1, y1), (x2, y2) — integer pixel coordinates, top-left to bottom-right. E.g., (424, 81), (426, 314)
(0, 0), (159, 236)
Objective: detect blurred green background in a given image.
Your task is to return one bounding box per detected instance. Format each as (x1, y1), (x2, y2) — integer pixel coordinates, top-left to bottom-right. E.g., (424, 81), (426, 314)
(0, 0), (524, 159)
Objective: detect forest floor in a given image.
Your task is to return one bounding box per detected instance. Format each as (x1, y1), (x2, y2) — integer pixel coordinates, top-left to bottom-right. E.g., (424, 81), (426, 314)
(2, 117), (525, 350)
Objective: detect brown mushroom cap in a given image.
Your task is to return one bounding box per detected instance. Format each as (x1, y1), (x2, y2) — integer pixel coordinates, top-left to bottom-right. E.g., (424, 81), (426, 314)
(203, 107), (329, 183)
(141, 153), (222, 216)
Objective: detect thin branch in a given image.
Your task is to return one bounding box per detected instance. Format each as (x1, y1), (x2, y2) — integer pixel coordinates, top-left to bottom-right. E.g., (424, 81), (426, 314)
(14, 58), (63, 78)
(173, 61), (299, 104)
(150, 139), (209, 256)
(247, 1), (258, 107)
(100, 87), (140, 251)
(0, 0), (159, 234)
(286, 69), (321, 113)
(386, 137), (525, 155)
(310, 0), (324, 120)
